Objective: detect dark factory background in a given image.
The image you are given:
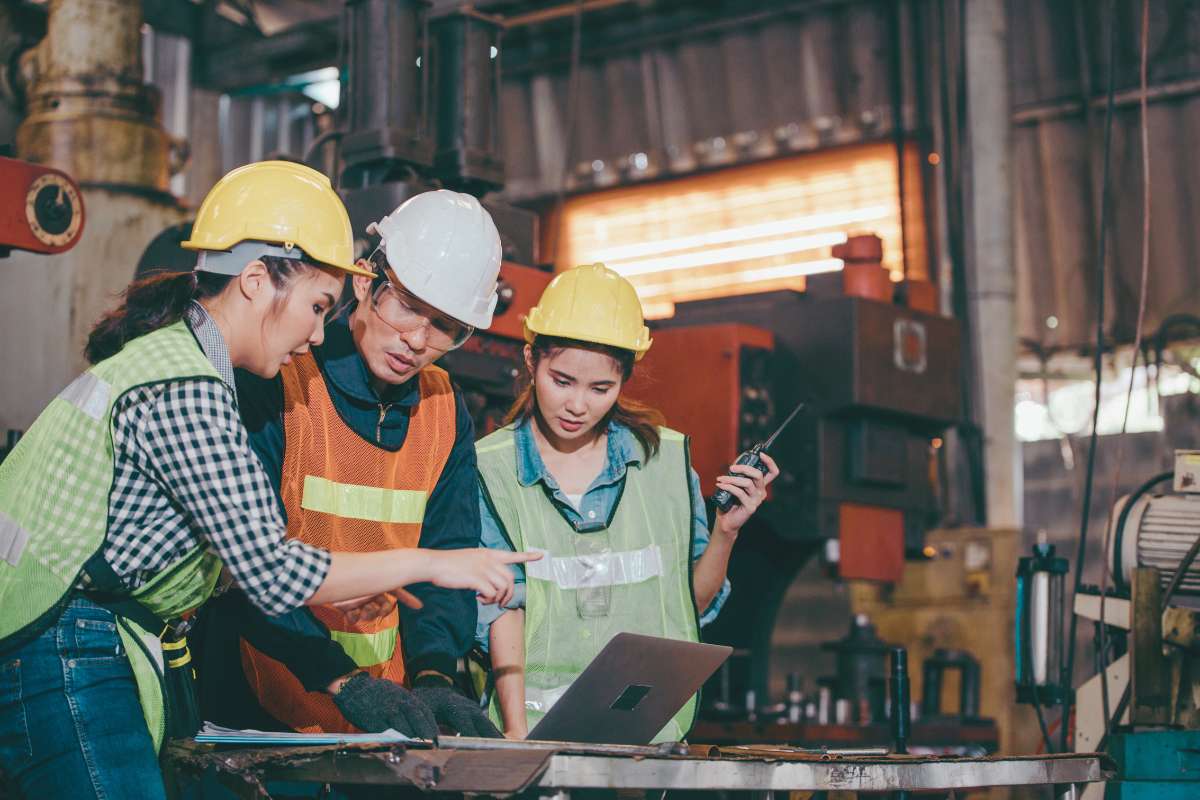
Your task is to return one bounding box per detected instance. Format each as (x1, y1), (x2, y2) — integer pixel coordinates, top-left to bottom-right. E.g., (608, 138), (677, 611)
(3, 2), (1200, 797)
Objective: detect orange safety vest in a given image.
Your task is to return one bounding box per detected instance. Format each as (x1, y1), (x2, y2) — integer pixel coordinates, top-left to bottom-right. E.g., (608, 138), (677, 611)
(239, 352), (455, 732)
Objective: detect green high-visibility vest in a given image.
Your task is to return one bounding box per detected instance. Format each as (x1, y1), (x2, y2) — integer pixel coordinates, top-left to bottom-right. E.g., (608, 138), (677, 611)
(0, 319), (225, 749)
(476, 423), (701, 742)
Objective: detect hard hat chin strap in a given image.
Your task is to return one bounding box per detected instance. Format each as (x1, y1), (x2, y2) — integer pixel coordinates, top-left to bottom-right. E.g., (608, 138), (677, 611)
(194, 241), (309, 276)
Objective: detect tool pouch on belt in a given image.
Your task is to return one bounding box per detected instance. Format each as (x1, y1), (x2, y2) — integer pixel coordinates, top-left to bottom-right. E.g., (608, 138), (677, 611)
(160, 627), (201, 739)
(85, 590), (202, 740)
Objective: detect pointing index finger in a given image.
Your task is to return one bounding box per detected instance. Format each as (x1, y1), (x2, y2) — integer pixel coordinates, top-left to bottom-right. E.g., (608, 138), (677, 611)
(503, 550), (543, 563)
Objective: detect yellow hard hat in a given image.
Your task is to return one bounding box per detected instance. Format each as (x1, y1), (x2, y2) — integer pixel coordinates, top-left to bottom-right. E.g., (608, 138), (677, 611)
(181, 160), (373, 278)
(524, 263), (652, 360)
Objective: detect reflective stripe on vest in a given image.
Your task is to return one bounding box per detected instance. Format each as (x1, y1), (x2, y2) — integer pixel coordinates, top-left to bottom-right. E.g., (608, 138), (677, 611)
(300, 475), (428, 524)
(330, 626), (399, 668)
(475, 424), (701, 744)
(525, 543), (664, 589)
(524, 684), (570, 714)
(58, 372), (111, 421)
(0, 510), (31, 568)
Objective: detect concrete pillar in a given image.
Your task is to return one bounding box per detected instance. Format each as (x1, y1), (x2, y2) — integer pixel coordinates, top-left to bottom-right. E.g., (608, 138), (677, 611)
(962, 0), (1020, 527)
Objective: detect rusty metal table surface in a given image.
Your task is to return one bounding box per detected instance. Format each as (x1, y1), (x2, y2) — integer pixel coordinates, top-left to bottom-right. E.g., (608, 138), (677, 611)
(162, 737), (1113, 798)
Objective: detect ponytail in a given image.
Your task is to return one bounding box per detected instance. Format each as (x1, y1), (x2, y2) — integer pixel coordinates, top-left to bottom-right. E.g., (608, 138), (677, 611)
(85, 255), (311, 364)
(86, 271), (218, 364)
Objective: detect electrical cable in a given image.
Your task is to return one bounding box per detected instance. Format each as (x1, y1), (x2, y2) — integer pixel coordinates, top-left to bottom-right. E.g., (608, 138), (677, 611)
(936, 0), (987, 523)
(1161, 532), (1200, 610)
(547, 0), (586, 268)
(884, 0), (909, 279)
(1096, 0), (1153, 745)
(1058, 0), (1118, 753)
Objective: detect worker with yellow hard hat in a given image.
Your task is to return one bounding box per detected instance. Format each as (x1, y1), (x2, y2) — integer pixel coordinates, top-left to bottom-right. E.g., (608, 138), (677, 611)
(473, 263), (780, 741)
(0, 162), (535, 799)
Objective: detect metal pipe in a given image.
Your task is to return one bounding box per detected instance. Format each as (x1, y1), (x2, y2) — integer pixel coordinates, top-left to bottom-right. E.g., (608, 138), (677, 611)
(1012, 75), (1200, 126)
(503, 0), (632, 29)
(340, 0), (433, 177)
(499, 0), (880, 78)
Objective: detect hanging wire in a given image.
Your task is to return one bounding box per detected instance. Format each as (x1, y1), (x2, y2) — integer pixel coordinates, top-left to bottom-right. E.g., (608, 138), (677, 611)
(547, 0), (586, 269)
(1059, 0), (1119, 753)
(1096, 0), (1153, 742)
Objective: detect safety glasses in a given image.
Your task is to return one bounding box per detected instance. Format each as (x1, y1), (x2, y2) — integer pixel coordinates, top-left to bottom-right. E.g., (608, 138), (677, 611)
(370, 279), (474, 352)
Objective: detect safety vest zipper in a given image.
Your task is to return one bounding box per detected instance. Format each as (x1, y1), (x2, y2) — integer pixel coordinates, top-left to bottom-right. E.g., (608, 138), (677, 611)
(376, 403), (392, 444)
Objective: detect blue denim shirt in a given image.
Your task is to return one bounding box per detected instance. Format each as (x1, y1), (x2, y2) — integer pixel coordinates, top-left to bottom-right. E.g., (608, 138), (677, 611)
(475, 417), (731, 650)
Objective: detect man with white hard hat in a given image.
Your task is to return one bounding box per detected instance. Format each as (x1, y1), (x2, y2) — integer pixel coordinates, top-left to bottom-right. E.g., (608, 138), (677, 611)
(196, 190), (504, 738)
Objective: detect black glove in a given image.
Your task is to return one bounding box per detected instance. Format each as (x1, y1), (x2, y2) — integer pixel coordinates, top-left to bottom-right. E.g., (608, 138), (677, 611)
(331, 672), (439, 739)
(412, 675), (502, 738)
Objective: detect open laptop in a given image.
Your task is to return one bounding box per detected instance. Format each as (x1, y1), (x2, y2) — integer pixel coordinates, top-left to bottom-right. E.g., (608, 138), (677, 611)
(526, 632), (731, 745)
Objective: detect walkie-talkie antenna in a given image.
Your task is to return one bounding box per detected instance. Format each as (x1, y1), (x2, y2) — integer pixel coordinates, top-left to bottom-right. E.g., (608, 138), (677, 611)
(762, 401), (806, 451)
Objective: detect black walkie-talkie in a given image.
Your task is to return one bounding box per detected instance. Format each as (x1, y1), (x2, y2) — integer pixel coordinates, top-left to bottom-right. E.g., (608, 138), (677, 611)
(712, 400), (806, 512)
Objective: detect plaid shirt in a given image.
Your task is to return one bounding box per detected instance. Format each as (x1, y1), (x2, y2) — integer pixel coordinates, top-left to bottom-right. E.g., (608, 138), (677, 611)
(83, 303), (330, 615)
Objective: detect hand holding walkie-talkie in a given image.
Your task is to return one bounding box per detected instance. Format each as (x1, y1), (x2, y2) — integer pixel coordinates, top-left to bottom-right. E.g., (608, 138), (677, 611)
(712, 401), (805, 513)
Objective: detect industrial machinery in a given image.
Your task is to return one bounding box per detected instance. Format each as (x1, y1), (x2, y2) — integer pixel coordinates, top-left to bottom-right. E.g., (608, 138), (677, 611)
(660, 239), (961, 577)
(0, 154), (86, 463)
(336, 0), (536, 267)
(1027, 449), (1200, 798)
(332, 0), (547, 429)
(130, 0), (549, 435)
(0, 0), (188, 436)
(628, 237), (962, 724)
(0, 156), (85, 256)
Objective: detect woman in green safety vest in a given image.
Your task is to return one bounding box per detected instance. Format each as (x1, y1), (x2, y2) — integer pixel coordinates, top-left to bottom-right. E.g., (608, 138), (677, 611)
(0, 161), (535, 800)
(475, 263), (779, 741)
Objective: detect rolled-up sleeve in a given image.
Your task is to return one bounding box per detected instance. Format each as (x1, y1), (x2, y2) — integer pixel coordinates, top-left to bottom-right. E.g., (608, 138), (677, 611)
(475, 484), (525, 651)
(137, 380), (329, 615)
(688, 467), (731, 626)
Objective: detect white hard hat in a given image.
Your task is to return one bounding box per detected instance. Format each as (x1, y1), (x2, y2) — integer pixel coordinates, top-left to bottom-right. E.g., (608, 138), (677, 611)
(367, 190), (503, 329)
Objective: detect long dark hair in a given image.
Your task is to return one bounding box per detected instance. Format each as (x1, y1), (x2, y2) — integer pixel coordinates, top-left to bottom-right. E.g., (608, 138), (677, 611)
(85, 256), (308, 364)
(505, 335), (665, 459)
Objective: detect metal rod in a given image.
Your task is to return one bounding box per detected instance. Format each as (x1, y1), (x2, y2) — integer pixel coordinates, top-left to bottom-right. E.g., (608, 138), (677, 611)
(503, 0), (632, 28)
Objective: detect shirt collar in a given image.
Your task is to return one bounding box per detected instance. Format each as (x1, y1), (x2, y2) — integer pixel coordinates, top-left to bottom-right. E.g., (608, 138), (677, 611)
(513, 416), (643, 489)
(315, 313), (420, 407)
(183, 301), (237, 401)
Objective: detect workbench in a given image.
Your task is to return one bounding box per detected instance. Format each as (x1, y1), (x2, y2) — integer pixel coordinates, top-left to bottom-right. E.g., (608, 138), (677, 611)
(163, 737), (1112, 799)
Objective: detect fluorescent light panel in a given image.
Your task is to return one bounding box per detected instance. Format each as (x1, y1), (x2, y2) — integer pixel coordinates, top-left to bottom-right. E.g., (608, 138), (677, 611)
(587, 206), (888, 263)
(609, 231), (848, 277)
(632, 258), (844, 296)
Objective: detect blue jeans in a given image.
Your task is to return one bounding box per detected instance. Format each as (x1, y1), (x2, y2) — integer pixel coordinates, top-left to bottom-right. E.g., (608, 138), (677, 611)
(0, 596), (166, 799)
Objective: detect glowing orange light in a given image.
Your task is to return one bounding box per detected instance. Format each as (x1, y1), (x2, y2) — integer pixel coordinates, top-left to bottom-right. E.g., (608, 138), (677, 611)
(557, 143), (927, 318)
